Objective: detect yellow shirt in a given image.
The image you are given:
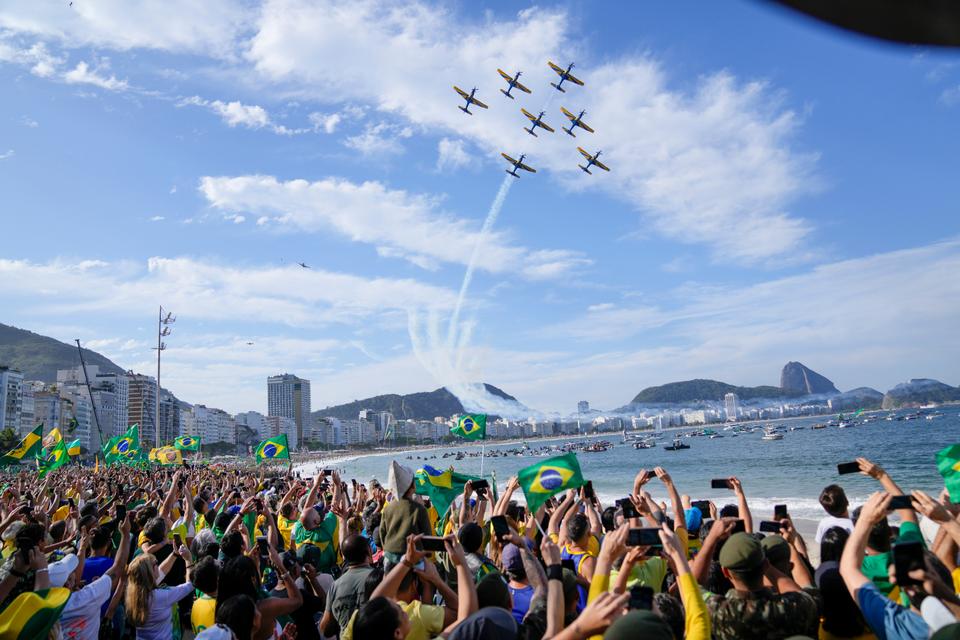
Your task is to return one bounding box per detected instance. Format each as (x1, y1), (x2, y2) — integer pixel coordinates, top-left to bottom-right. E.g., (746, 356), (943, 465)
(341, 601), (444, 640)
(52, 505), (70, 523)
(278, 516), (296, 548)
(192, 594), (216, 633)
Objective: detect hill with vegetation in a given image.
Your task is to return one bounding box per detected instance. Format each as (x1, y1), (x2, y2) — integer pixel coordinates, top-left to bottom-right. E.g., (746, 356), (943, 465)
(628, 379), (788, 405)
(0, 323), (126, 382)
(314, 384), (518, 421)
(882, 379), (960, 409)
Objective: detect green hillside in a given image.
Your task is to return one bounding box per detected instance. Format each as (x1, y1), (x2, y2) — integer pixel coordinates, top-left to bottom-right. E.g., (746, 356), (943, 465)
(0, 323), (126, 382)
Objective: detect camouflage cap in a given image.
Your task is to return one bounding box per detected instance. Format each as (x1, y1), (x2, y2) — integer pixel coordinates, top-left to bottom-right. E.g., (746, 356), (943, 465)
(604, 610), (673, 640)
(760, 534), (791, 566)
(719, 532), (764, 571)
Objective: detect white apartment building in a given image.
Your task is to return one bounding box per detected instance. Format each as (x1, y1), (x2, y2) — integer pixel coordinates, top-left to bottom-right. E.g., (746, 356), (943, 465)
(235, 411), (271, 440)
(0, 367), (23, 434)
(267, 374), (311, 447)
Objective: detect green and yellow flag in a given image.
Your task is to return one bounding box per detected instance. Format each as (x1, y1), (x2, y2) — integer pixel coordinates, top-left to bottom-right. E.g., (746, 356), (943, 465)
(174, 435), (201, 451)
(104, 424), (139, 465)
(154, 446), (183, 466)
(0, 425), (43, 466)
(66, 440), (81, 457)
(0, 587), (70, 640)
(414, 464), (490, 531)
(451, 414), (486, 441)
(937, 444), (960, 501)
(517, 452), (585, 515)
(41, 427), (62, 450)
(37, 439), (69, 478)
(255, 434), (290, 464)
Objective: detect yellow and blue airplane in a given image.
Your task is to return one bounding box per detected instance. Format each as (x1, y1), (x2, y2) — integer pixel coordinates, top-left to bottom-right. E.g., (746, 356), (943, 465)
(560, 107), (594, 137)
(501, 153), (536, 178)
(577, 147), (610, 175)
(497, 68), (532, 99)
(521, 108), (555, 137)
(548, 61), (584, 93)
(453, 86), (489, 115)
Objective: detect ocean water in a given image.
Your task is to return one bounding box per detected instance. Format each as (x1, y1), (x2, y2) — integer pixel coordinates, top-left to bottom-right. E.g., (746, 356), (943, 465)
(302, 408), (960, 521)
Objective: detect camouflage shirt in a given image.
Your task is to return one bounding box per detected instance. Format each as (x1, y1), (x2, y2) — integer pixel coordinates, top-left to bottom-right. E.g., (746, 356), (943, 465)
(707, 587), (819, 640)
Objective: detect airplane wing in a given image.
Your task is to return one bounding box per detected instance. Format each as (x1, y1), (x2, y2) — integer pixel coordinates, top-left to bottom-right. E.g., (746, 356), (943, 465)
(593, 158), (610, 171)
(497, 68), (513, 81)
(454, 86), (470, 99)
(539, 121), (555, 133)
(579, 120), (595, 133)
(548, 61), (564, 75)
(567, 72), (584, 86)
(515, 80), (532, 93)
(520, 108), (537, 121)
(577, 147), (592, 159)
(518, 161), (536, 173)
(560, 106), (576, 120)
(501, 153), (518, 164)
(473, 97), (489, 109)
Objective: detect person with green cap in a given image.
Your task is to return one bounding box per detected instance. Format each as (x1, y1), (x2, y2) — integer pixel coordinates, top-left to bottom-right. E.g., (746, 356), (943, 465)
(706, 531), (819, 639)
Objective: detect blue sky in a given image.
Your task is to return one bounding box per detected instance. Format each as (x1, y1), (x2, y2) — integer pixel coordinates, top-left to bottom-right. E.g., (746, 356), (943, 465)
(1, 0), (959, 417)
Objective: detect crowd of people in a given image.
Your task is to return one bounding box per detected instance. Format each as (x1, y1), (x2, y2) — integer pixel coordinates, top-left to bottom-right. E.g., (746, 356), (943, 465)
(1, 453), (960, 640)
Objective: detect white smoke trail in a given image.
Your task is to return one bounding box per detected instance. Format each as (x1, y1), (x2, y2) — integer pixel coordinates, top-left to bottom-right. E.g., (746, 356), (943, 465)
(446, 174), (513, 349)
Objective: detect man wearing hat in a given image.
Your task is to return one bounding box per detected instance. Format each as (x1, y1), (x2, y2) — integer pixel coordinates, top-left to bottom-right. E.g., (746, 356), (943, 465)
(379, 461), (431, 571)
(706, 532), (819, 640)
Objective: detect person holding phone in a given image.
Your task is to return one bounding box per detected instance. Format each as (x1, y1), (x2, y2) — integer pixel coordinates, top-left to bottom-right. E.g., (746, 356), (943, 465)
(816, 484), (854, 543)
(839, 491), (931, 640)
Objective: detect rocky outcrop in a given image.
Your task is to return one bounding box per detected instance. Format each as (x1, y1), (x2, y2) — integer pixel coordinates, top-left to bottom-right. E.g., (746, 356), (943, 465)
(882, 379), (960, 409)
(830, 387), (884, 411)
(780, 362), (838, 395)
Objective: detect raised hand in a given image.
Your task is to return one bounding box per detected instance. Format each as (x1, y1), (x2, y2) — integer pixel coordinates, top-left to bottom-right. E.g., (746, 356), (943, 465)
(912, 490), (953, 523)
(857, 457), (885, 480)
(728, 477), (744, 495)
(404, 534), (426, 567)
(541, 538), (561, 565)
(654, 467), (672, 485)
(570, 591), (629, 637)
(598, 523), (629, 561)
(859, 491), (892, 526)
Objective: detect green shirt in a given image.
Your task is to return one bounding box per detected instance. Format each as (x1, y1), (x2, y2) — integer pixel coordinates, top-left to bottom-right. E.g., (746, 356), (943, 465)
(861, 520), (923, 595)
(292, 512), (338, 570)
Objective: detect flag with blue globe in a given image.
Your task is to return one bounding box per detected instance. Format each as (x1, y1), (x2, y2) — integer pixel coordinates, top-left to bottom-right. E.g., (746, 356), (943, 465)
(517, 452), (585, 515)
(255, 434), (290, 464)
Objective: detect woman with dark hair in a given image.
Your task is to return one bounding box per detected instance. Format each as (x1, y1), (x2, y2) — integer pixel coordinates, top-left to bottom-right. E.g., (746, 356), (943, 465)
(816, 526), (870, 639)
(353, 595), (411, 640)
(215, 548), (302, 640)
(215, 594), (262, 640)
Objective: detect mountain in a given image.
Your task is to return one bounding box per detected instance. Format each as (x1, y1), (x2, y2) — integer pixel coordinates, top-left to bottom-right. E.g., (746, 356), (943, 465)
(882, 379), (960, 409)
(314, 384), (518, 421)
(828, 387), (884, 411)
(628, 379), (786, 405)
(0, 323), (126, 382)
(780, 362), (838, 395)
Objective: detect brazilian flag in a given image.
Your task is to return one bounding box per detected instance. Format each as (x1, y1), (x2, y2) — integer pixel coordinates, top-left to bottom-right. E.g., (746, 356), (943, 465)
(0, 587), (70, 639)
(255, 434), (290, 464)
(175, 435), (200, 451)
(937, 444), (960, 501)
(37, 439), (69, 478)
(155, 446), (183, 466)
(66, 440), (81, 457)
(0, 424), (43, 466)
(41, 427), (62, 450)
(451, 414), (486, 441)
(105, 424), (139, 465)
(517, 452), (585, 515)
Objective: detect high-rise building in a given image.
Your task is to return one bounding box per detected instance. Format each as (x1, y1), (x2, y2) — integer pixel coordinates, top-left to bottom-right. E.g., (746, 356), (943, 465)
(94, 372), (129, 438)
(577, 401), (590, 414)
(127, 373), (157, 443)
(267, 374), (310, 449)
(158, 390), (181, 445)
(235, 411), (271, 441)
(724, 393), (740, 422)
(18, 383), (34, 435)
(0, 367), (23, 433)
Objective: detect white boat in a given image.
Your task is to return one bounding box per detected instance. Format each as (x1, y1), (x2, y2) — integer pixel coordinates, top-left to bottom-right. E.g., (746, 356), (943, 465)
(838, 421), (851, 429)
(761, 429), (784, 441)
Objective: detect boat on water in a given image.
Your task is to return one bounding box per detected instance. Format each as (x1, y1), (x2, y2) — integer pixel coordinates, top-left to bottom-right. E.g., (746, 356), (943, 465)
(761, 429), (784, 441)
(709, 434), (724, 439)
(789, 426), (805, 431)
(664, 439), (690, 451)
(837, 421), (852, 429)
(812, 423), (827, 429)
(633, 440), (654, 449)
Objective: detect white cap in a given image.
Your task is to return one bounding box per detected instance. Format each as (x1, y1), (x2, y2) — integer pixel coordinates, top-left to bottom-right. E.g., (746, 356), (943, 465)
(47, 553), (79, 588)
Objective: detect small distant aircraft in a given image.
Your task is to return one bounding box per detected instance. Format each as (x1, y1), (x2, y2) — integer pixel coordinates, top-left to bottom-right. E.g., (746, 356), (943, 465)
(560, 107), (594, 137)
(520, 108), (555, 137)
(548, 61), (584, 93)
(246, 342), (254, 346)
(298, 262), (310, 269)
(497, 69), (532, 99)
(501, 153), (536, 178)
(453, 86), (489, 115)
(577, 147), (610, 174)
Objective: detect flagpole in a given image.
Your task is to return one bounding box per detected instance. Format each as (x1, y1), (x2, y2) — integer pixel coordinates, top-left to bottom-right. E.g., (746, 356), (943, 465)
(479, 440), (485, 478)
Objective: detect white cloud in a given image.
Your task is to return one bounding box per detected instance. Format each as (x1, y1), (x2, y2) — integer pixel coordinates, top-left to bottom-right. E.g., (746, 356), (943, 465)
(940, 85), (960, 107)
(0, 39), (63, 77)
(343, 122), (412, 155)
(199, 174), (589, 278)
(20, 116), (39, 128)
(63, 61), (128, 91)
(0, 149), (13, 160)
(246, 1), (816, 264)
(148, 215), (165, 222)
(179, 95), (304, 135)
(308, 111), (341, 133)
(0, 1), (252, 58)
(436, 137), (473, 172)
(0, 256), (457, 327)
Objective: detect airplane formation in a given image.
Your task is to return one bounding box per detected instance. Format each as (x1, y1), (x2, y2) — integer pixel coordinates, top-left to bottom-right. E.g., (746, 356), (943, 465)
(453, 61), (609, 179)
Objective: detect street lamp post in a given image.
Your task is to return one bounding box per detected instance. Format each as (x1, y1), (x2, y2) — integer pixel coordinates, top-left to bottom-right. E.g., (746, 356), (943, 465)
(154, 307), (175, 448)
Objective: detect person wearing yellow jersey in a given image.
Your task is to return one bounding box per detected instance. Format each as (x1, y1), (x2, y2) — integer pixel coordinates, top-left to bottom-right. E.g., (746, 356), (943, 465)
(277, 503), (298, 550)
(191, 556), (219, 634)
